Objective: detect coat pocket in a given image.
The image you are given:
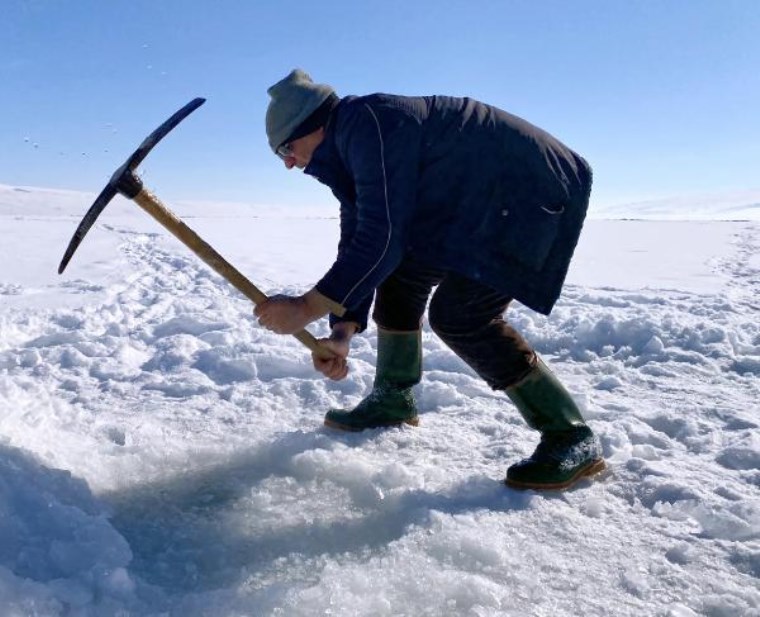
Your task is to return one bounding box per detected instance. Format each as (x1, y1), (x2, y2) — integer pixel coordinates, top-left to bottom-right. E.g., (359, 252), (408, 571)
(489, 201), (565, 271)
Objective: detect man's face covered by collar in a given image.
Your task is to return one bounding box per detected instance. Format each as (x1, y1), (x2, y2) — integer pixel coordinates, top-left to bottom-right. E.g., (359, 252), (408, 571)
(277, 128), (325, 170)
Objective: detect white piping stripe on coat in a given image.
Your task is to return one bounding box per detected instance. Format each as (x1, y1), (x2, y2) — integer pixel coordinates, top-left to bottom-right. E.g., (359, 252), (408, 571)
(340, 103), (393, 307)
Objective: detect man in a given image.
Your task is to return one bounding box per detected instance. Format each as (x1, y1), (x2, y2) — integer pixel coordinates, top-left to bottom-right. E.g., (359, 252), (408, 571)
(255, 69), (604, 490)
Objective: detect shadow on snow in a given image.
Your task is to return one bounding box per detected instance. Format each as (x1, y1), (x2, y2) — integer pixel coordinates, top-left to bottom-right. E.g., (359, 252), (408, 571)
(102, 428), (536, 593)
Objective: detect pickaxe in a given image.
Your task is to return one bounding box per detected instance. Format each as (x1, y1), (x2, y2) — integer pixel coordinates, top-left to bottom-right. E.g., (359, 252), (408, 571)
(58, 97), (333, 360)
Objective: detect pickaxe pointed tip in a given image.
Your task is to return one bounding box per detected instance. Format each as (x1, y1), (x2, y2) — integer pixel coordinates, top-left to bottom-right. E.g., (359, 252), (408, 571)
(57, 97), (205, 275)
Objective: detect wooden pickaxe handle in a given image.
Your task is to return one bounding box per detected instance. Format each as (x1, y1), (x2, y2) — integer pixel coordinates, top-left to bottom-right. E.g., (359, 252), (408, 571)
(132, 188), (335, 361)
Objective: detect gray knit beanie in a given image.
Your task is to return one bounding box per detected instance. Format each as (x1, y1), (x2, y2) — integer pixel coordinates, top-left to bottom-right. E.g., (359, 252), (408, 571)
(266, 69), (336, 152)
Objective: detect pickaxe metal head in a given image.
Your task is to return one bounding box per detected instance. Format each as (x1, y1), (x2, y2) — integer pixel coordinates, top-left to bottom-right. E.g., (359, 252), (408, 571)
(57, 97), (335, 360)
(58, 97), (206, 274)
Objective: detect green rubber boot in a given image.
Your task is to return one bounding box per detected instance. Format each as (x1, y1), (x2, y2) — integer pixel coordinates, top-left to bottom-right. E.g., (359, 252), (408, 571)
(505, 358), (605, 490)
(324, 329), (421, 431)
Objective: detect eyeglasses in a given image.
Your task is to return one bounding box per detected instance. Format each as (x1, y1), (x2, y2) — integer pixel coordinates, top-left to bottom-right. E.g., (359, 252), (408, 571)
(276, 142), (294, 160)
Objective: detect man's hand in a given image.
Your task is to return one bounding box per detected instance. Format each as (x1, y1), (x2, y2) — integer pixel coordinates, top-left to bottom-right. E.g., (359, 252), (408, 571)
(254, 289), (331, 335)
(313, 321), (358, 381)
(254, 294), (312, 334)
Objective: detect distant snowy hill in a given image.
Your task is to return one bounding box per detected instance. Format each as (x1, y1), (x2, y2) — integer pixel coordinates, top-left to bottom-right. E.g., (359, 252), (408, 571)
(591, 188), (760, 220)
(5, 182), (760, 221)
(1, 183), (759, 616)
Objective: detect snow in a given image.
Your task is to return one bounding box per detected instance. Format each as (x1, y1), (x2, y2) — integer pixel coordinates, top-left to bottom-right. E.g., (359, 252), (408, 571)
(1, 182), (759, 616)
(591, 189), (760, 222)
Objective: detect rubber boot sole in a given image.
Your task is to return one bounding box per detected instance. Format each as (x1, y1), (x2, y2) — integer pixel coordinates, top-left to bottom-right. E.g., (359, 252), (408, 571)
(323, 416), (420, 432)
(505, 458), (606, 491)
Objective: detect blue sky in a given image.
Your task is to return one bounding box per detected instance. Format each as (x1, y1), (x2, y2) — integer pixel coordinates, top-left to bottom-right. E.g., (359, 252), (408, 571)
(2, 1), (759, 210)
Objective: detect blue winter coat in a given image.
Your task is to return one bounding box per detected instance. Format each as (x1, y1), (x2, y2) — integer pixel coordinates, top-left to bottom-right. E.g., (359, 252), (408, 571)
(306, 94), (592, 331)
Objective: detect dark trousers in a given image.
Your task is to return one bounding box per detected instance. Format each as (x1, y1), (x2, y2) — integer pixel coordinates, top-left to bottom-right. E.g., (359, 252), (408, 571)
(372, 260), (536, 390)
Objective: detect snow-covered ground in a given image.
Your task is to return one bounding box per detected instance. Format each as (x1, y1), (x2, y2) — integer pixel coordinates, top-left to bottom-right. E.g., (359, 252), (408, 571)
(1, 182), (758, 616)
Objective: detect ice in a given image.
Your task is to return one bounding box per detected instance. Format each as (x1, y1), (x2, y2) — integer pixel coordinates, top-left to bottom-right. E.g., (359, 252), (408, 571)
(1, 184), (759, 615)
(0, 444), (140, 614)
